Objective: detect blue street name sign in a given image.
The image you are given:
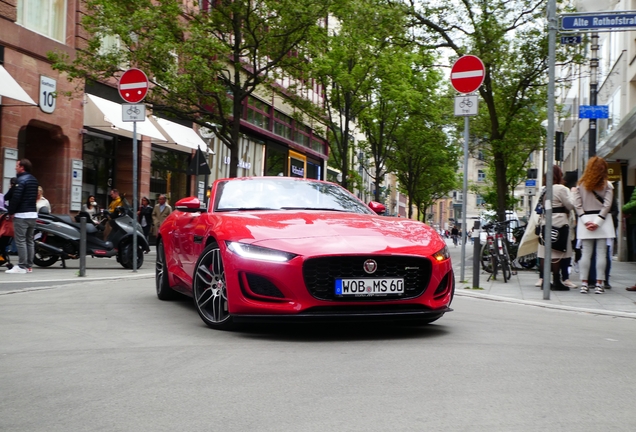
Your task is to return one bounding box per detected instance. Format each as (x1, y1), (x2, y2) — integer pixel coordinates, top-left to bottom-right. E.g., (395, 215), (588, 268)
(561, 13), (636, 31)
(525, 179), (536, 187)
(579, 105), (609, 119)
(560, 35), (582, 44)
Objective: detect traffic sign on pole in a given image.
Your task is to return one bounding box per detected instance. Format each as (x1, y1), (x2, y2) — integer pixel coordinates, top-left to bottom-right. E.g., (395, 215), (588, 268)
(118, 68), (149, 103)
(561, 12), (636, 31)
(450, 55), (485, 94)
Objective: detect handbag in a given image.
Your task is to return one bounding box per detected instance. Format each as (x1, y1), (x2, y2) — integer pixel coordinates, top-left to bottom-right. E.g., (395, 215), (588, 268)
(538, 224), (569, 252)
(0, 214), (14, 238)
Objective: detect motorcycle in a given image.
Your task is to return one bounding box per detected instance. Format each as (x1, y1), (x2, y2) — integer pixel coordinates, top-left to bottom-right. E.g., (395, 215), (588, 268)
(34, 206), (149, 269)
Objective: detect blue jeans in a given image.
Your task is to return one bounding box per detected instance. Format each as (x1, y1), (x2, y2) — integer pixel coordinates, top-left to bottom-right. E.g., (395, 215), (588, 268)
(13, 217), (36, 269)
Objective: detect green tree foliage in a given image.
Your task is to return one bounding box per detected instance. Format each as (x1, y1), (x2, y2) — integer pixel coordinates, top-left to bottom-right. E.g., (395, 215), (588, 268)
(301, 0), (406, 190)
(49, 0), (330, 178)
(400, 0), (552, 222)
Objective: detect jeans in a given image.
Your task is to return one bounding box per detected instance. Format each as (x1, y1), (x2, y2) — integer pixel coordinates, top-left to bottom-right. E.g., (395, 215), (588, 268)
(580, 239), (607, 284)
(13, 217), (36, 269)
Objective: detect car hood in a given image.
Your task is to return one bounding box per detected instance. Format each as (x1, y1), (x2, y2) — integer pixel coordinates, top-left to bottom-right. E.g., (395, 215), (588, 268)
(217, 211), (444, 255)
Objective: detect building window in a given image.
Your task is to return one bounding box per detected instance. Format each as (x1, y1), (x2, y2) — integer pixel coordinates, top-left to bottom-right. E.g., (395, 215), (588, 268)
(476, 195), (486, 206)
(246, 97), (270, 130)
(273, 111), (292, 140)
(17, 0), (67, 42)
(294, 124), (311, 147)
(478, 170), (486, 182)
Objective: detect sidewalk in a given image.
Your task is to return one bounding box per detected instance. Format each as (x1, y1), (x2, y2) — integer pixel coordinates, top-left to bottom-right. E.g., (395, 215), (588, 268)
(0, 250), (155, 292)
(448, 238), (636, 318)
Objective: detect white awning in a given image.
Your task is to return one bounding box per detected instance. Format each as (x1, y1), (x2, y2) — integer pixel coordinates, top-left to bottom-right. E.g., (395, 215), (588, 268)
(84, 94), (166, 142)
(0, 65), (37, 105)
(150, 116), (212, 154)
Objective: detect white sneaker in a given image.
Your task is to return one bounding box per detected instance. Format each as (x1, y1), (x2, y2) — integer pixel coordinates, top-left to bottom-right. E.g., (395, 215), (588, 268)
(580, 284), (588, 294)
(535, 278), (543, 287)
(595, 284), (605, 294)
(5, 266), (27, 274)
(563, 279), (577, 289)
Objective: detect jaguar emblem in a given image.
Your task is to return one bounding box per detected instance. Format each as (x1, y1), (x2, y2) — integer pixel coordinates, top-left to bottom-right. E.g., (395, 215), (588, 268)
(363, 259), (377, 274)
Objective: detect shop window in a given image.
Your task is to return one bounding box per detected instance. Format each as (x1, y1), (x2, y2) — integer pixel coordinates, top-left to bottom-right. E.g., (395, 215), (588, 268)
(82, 131), (115, 210)
(289, 150), (306, 178)
(273, 111), (292, 140)
(150, 146), (191, 205)
(17, 0), (67, 42)
(246, 96), (270, 130)
(265, 143), (287, 176)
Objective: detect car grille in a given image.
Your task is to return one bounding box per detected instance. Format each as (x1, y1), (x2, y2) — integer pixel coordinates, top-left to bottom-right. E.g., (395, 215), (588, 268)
(303, 256), (432, 301)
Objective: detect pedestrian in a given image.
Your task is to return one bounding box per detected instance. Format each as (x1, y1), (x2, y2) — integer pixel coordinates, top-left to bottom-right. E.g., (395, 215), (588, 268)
(82, 195), (101, 224)
(36, 186), (51, 213)
(152, 194), (172, 236)
(137, 196), (153, 239)
(622, 187), (636, 291)
(108, 189), (123, 213)
(5, 159), (39, 274)
(451, 226), (459, 247)
(535, 165), (575, 291)
(572, 156), (615, 294)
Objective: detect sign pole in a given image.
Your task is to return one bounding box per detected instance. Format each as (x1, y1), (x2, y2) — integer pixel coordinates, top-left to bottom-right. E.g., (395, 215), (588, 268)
(589, 32), (599, 158)
(543, 0), (557, 300)
(460, 115), (469, 284)
(133, 121), (138, 273)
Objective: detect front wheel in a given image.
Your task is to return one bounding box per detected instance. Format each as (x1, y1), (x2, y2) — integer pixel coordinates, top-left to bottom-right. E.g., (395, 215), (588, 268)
(193, 242), (234, 330)
(119, 240), (144, 269)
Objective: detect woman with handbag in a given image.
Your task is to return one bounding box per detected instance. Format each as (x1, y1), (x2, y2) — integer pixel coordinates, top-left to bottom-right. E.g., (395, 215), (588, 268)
(572, 156), (615, 294)
(537, 165), (575, 291)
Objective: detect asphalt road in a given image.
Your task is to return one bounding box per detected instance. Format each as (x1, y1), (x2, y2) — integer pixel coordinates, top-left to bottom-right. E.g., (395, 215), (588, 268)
(1, 279), (636, 431)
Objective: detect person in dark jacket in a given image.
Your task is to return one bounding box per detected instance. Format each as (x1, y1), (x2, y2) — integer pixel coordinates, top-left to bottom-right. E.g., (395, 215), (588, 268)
(137, 196), (153, 239)
(6, 159), (39, 274)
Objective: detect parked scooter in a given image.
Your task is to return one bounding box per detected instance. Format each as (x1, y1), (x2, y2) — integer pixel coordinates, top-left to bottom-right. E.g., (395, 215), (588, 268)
(34, 206), (149, 269)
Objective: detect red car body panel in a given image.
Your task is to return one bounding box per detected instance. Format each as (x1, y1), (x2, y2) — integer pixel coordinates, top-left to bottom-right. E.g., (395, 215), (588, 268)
(159, 177), (454, 322)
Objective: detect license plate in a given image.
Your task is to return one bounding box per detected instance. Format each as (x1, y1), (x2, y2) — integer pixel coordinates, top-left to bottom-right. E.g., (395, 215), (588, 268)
(335, 278), (404, 297)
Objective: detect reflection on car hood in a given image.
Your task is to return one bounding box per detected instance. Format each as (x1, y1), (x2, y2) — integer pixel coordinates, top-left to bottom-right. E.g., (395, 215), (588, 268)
(218, 211), (442, 254)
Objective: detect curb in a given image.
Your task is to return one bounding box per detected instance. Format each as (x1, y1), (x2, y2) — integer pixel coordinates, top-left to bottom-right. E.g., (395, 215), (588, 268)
(456, 289), (636, 320)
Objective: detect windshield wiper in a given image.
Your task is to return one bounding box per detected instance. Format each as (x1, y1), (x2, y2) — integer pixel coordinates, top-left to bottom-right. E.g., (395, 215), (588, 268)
(279, 207), (349, 212)
(216, 207), (278, 212)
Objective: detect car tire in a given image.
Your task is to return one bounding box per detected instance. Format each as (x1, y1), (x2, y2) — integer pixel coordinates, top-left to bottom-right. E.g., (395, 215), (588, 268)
(193, 242), (234, 330)
(156, 239), (177, 300)
(119, 240), (144, 269)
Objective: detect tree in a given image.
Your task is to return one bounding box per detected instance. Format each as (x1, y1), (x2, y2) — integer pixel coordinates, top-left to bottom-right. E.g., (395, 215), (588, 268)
(399, 0), (552, 222)
(358, 48), (432, 202)
(301, 0), (406, 190)
(49, 0), (330, 178)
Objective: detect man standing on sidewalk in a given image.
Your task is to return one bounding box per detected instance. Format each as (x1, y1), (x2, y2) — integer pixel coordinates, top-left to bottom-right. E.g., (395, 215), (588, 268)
(6, 159), (39, 274)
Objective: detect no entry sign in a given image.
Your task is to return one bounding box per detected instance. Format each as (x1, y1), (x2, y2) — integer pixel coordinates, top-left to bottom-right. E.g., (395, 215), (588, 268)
(118, 68), (149, 103)
(450, 55), (485, 94)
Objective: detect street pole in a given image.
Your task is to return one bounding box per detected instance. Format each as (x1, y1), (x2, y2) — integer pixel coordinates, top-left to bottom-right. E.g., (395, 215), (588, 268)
(132, 121), (138, 273)
(460, 116), (469, 283)
(588, 32), (599, 159)
(543, 0), (557, 300)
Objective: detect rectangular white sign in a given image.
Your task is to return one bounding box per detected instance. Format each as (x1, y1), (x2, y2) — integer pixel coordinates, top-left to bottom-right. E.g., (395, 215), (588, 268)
(454, 95), (479, 116)
(122, 104), (146, 122)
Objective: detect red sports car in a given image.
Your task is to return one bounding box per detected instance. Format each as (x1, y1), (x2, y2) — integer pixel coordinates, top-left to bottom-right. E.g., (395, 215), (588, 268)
(156, 177), (454, 329)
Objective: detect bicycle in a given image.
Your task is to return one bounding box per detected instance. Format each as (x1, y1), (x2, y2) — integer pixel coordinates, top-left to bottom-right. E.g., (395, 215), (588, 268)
(480, 220), (513, 282)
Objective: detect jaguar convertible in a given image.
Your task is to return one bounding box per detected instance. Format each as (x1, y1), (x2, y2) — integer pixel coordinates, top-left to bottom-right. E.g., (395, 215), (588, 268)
(156, 177), (454, 329)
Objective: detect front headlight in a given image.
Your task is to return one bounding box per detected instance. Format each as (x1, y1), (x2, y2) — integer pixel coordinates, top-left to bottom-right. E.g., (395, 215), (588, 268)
(432, 245), (450, 262)
(226, 242), (297, 263)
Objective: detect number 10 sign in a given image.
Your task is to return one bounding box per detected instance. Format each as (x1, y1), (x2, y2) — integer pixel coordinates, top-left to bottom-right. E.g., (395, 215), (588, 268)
(39, 75), (56, 114)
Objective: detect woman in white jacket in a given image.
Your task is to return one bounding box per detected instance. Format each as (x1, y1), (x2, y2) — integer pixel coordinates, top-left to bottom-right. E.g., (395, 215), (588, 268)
(572, 156), (615, 294)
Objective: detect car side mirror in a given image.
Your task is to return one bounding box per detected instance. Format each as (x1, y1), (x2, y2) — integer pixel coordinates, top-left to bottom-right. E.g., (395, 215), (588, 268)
(175, 197), (204, 213)
(368, 201), (386, 215)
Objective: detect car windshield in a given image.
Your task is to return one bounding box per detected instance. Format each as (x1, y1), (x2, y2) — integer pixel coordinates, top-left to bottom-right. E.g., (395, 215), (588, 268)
(214, 178), (374, 214)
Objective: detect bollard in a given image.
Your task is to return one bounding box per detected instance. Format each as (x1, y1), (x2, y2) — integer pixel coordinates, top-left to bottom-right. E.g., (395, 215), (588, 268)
(79, 217), (86, 277)
(472, 220), (481, 289)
